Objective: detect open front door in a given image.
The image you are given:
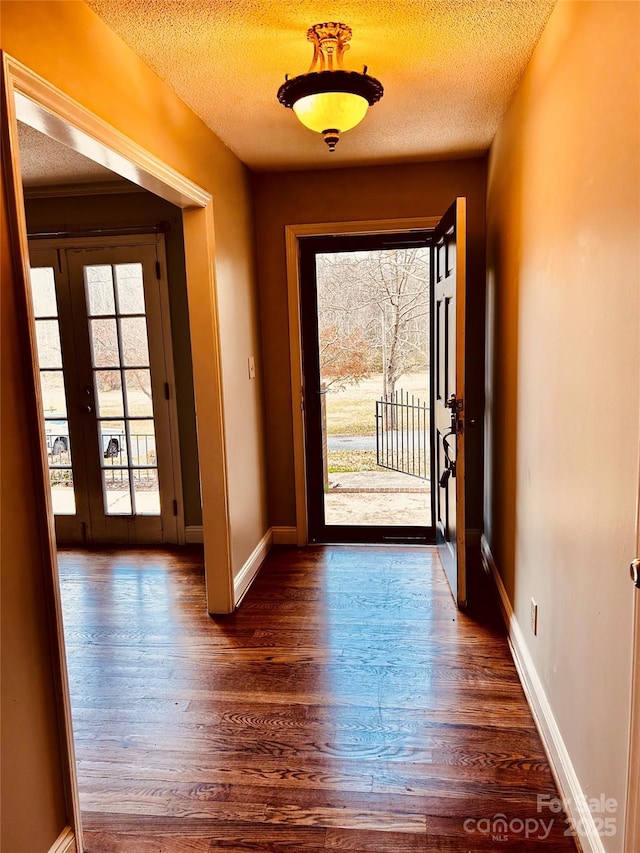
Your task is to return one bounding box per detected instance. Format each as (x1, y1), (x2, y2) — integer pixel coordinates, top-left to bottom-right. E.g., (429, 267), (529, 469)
(434, 198), (467, 606)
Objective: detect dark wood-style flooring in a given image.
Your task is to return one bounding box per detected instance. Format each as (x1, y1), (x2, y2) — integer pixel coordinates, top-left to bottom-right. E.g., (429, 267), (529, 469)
(58, 545), (577, 851)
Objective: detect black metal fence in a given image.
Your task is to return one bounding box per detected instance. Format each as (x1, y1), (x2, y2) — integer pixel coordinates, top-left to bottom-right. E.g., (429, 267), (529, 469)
(375, 389), (430, 481)
(48, 432), (157, 487)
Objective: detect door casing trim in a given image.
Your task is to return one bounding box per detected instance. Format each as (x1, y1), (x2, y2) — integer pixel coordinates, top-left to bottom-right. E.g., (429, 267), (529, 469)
(624, 434), (640, 850)
(9, 59), (209, 208)
(285, 217), (440, 546)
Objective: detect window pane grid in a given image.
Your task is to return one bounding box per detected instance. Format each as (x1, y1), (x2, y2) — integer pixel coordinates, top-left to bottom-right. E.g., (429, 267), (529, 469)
(31, 268), (77, 516)
(90, 364), (149, 372)
(97, 415), (156, 422)
(99, 467), (157, 472)
(35, 320), (63, 368)
(30, 267), (59, 318)
(84, 263), (159, 518)
(121, 318), (149, 367)
(85, 265), (115, 315)
(86, 312), (146, 320)
(115, 264), (146, 315)
(90, 319), (119, 368)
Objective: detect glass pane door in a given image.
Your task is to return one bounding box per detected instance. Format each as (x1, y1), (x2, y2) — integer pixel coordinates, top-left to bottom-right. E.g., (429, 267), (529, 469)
(30, 263), (78, 516)
(84, 262), (160, 518)
(66, 243), (177, 543)
(28, 239), (179, 545)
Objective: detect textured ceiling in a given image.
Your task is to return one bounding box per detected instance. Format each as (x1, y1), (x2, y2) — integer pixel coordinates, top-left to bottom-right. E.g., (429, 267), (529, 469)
(84, 0), (556, 171)
(18, 121), (130, 189)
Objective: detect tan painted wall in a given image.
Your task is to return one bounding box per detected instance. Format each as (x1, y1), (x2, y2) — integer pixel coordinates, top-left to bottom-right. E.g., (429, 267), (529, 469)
(252, 159), (487, 531)
(1, 162), (71, 853)
(486, 0), (640, 840)
(1, 1), (268, 843)
(24, 191), (203, 527)
(1, 0), (268, 572)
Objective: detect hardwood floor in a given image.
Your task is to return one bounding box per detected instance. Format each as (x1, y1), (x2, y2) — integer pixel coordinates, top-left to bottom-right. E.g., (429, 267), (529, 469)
(58, 545), (577, 852)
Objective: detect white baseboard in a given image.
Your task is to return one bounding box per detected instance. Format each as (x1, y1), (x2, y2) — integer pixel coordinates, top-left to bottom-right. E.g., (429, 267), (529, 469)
(48, 826), (77, 853)
(188, 524), (297, 547)
(233, 528), (272, 606)
(185, 524), (203, 544)
(480, 536), (604, 853)
(272, 526), (298, 545)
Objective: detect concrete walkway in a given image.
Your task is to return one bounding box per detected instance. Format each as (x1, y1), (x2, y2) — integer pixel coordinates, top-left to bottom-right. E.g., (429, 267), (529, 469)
(325, 468), (431, 526)
(328, 469), (428, 493)
(325, 489), (431, 526)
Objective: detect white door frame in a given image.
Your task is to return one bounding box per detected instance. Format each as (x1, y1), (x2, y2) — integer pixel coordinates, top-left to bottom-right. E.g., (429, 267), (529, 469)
(285, 216), (440, 546)
(625, 435), (640, 850)
(2, 53), (234, 849)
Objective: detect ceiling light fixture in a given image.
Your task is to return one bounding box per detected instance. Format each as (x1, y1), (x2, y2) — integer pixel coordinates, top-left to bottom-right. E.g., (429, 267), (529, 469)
(277, 23), (384, 152)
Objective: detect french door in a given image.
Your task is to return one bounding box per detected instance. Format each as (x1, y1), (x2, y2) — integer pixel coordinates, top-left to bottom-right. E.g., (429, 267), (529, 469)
(29, 236), (181, 544)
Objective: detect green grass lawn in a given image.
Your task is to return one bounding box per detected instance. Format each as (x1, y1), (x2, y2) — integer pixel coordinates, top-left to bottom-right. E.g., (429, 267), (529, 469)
(327, 450), (379, 472)
(324, 372), (429, 435)
(327, 450), (431, 475)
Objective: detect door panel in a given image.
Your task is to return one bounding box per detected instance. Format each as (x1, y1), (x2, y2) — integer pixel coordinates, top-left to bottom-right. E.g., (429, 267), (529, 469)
(29, 239), (179, 544)
(434, 199), (467, 606)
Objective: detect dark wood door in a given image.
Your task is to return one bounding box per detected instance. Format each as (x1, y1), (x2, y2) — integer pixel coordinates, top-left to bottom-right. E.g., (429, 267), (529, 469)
(433, 199), (467, 606)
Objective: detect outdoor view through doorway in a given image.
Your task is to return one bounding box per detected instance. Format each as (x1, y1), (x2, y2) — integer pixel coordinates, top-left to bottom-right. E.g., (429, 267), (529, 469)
(301, 232), (435, 544)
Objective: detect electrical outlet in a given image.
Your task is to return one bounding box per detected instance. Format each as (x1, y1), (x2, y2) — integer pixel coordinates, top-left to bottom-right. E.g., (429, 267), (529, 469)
(530, 598), (538, 636)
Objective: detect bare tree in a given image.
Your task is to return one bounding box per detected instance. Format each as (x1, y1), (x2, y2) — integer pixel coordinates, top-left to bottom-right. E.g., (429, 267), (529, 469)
(316, 246), (430, 398)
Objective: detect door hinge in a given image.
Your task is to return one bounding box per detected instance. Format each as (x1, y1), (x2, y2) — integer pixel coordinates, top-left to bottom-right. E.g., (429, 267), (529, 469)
(155, 261), (161, 280)
(164, 382), (170, 400)
(172, 499), (178, 516)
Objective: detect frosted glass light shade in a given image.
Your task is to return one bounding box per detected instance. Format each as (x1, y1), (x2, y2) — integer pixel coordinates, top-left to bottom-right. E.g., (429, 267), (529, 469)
(292, 91), (369, 133)
(277, 25), (383, 151)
